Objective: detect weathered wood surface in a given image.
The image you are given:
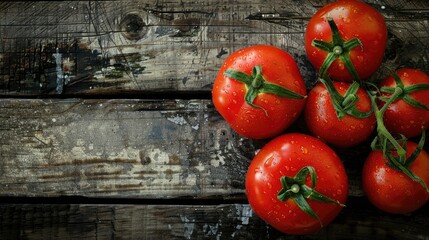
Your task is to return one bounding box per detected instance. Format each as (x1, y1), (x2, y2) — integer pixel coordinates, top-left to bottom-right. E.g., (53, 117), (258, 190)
(1, 0), (429, 239)
(0, 99), (254, 198)
(0, 98), (373, 198)
(0, 0), (428, 96)
(1, 200), (428, 240)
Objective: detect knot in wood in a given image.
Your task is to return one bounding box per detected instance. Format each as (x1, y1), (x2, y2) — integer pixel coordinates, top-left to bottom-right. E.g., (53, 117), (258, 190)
(120, 13), (147, 40)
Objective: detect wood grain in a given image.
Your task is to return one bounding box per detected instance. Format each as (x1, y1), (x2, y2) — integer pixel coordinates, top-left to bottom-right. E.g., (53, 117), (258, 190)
(1, 200), (428, 240)
(0, 98), (258, 198)
(1, 0), (429, 238)
(0, 98), (377, 198)
(0, 0), (428, 96)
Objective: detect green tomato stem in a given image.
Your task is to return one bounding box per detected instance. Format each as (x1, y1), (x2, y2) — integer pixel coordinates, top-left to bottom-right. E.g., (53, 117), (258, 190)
(370, 87), (407, 162)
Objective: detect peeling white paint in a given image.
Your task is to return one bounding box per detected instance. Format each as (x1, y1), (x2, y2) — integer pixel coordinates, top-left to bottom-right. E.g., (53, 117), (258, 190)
(239, 205), (253, 225)
(210, 150), (225, 167)
(180, 215), (195, 239)
(167, 114), (188, 126)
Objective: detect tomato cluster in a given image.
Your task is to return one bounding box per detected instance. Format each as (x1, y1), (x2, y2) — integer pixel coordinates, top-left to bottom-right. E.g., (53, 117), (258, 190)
(212, 0), (429, 235)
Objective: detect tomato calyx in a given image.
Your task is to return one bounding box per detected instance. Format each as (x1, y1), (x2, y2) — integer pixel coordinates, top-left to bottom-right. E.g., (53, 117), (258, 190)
(369, 91), (429, 193)
(312, 17), (362, 82)
(224, 65), (306, 115)
(379, 69), (429, 111)
(319, 77), (372, 119)
(277, 166), (346, 225)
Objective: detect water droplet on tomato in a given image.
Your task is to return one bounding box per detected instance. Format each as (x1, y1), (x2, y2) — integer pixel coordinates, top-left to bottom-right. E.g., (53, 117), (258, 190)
(232, 91), (237, 96)
(337, 189), (343, 195)
(267, 182), (272, 189)
(232, 99), (237, 104)
(300, 146), (308, 154)
(357, 55), (364, 62)
(338, 63), (345, 70)
(403, 72), (409, 77)
(343, 17), (350, 23)
(264, 156), (277, 167)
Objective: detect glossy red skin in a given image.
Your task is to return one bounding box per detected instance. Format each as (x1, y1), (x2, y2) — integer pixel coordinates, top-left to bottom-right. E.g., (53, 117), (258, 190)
(362, 141), (429, 214)
(304, 81), (375, 148)
(246, 133), (348, 235)
(379, 68), (429, 139)
(305, 0), (387, 82)
(212, 45), (307, 139)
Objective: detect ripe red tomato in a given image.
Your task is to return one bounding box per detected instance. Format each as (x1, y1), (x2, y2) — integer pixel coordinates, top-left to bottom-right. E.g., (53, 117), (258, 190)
(379, 68), (429, 139)
(212, 45), (307, 139)
(305, 0), (387, 82)
(304, 81), (375, 148)
(246, 133), (348, 235)
(362, 141), (429, 214)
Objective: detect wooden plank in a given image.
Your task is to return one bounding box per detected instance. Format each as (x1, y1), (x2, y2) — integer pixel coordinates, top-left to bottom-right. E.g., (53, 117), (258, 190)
(0, 98), (373, 198)
(0, 0), (428, 96)
(0, 98), (258, 198)
(1, 199), (428, 239)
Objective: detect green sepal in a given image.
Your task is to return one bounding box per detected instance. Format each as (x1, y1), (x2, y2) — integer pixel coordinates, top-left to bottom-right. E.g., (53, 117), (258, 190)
(224, 69), (252, 85)
(312, 17), (363, 82)
(244, 86), (267, 115)
(403, 95), (429, 111)
(386, 152), (429, 193)
(405, 83), (429, 93)
(381, 69), (429, 111)
(277, 166), (345, 222)
(312, 39), (333, 52)
(223, 65), (305, 115)
(261, 83), (305, 99)
(319, 77), (373, 119)
(301, 185), (345, 207)
(292, 194), (320, 222)
(406, 130), (426, 168)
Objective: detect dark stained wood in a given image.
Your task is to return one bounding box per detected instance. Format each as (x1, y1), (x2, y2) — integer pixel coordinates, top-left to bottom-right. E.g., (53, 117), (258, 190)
(0, 0), (428, 96)
(1, 199), (428, 240)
